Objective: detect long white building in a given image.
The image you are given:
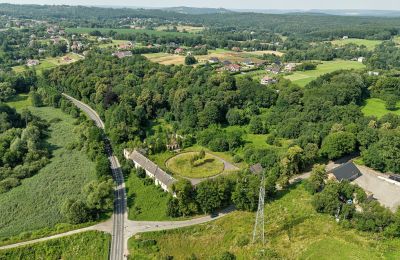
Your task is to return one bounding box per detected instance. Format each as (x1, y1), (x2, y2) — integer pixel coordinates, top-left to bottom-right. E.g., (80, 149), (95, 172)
(124, 149), (176, 192)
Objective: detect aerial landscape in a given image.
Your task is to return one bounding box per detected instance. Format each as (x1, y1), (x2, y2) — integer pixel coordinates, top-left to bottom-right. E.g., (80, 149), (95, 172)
(0, 0), (400, 259)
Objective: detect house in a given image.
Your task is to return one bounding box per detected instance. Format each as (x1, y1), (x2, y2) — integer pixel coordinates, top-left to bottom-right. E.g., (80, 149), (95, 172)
(328, 162), (361, 182)
(119, 41), (133, 50)
(368, 71), (380, 76)
(38, 48), (46, 55)
(174, 48), (184, 54)
(26, 59), (40, 67)
(343, 36), (349, 40)
(225, 64), (241, 72)
(242, 59), (255, 67)
(46, 27), (55, 34)
(112, 51), (132, 59)
(284, 63), (297, 72)
(260, 76), (276, 85)
(51, 36), (61, 44)
(208, 57), (220, 64)
(222, 60), (232, 66)
(231, 47), (241, 52)
(357, 57), (365, 63)
(266, 66), (281, 75)
(59, 29), (65, 35)
(249, 163), (264, 175)
(124, 149), (176, 192)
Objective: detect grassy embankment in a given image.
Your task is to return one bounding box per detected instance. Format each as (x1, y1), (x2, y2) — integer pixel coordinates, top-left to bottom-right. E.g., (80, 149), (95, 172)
(362, 98), (400, 118)
(128, 183), (400, 259)
(0, 95), (98, 244)
(284, 60), (366, 87)
(0, 231), (110, 259)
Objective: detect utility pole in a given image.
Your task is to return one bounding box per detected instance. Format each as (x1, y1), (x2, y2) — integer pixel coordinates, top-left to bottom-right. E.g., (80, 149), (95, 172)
(252, 173), (265, 244)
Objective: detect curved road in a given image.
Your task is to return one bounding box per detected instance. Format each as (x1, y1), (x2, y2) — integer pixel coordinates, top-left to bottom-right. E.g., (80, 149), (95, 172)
(62, 94), (127, 260)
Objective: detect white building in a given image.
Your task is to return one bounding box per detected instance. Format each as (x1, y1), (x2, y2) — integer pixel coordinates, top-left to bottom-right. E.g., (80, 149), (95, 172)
(124, 149), (176, 192)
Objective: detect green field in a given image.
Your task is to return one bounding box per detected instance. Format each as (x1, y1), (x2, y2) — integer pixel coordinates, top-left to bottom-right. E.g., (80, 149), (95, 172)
(0, 99), (97, 241)
(0, 231), (110, 259)
(12, 53), (83, 74)
(66, 27), (193, 37)
(285, 60), (366, 87)
(125, 171), (172, 221)
(166, 152), (224, 178)
(331, 38), (382, 50)
(362, 98), (400, 118)
(5, 94), (31, 110)
(128, 183), (400, 259)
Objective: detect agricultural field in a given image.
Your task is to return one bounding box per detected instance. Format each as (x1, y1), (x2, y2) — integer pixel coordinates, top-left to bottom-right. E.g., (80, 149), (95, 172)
(128, 183), (400, 259)
(155, 25), (205, 33)
(331, 38), (382, 50)
(284, 60), (366, 87)
(362, 98), (400, 118)
(394, 35), (400, 45)
(0, 97), (97, 242)
(12, 53), (83, 74)
(125, 171), (172, 221)
(0, 231), (110, 259)
(143, 49), (281, 66)
(66, 27), (193, 37)
(165, 152), (224, 178)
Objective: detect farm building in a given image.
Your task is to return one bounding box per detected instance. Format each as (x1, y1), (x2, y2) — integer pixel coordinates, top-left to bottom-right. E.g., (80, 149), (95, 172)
(208, 57), (220, 63)
(124, 149), (176, 192)
(328, 162), (361, 182)
(224, 64), (241, 72)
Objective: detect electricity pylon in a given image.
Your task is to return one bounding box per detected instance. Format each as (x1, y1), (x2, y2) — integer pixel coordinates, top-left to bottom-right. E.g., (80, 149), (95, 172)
(252, 173), (265, 244)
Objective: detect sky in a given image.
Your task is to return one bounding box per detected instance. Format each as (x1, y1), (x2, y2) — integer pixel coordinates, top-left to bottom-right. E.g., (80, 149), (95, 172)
(1, 0), (400, 10)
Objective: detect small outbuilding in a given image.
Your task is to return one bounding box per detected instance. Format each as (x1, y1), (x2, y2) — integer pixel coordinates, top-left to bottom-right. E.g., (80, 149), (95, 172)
(249, 163), (264, 175)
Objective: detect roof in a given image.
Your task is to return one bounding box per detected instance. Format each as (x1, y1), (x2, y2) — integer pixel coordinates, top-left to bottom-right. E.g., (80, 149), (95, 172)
(330, 162), (361, 182)
(249, 163), (264, 174)
(128, 150), (176, 188)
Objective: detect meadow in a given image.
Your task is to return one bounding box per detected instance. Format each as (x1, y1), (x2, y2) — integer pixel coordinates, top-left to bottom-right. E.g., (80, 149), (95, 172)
(0, 231), (110, 259)
(331, 38), (382, 50)
(155, 25), (205, 33)
(284, 60), (366, 87)
(1, 98), (97, 242)
(165, 152), (224, 178)
(362, 98), (400, 118)
(128, 183), (400, 259)
(143, 49), (283, 66)
(12, 53), (83, 74)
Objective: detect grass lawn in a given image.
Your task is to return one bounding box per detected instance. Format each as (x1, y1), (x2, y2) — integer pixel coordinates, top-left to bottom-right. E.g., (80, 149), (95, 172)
(0, 101), (97, 241)
(166, 152), (224, 178)
(0, 231), (110, 259)
(284, 60), (366, 87)
(331, 38), (382, 50)
(394, 36), (400, 45)
(12, 53), (83, 74)
(143, 53), (186, 65)
(5, 94), (31, 110)
(66, 27), (192, 38)
(155, 25), (205, 33)
(362, 98), (400, 118)
(128, 183), (400, 259)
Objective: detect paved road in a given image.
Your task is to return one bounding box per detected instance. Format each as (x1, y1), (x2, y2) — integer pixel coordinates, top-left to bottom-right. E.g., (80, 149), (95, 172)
(62, 94), (127, 260)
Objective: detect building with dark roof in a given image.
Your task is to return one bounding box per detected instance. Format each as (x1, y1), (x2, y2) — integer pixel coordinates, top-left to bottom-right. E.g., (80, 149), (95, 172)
(124, 149), (176, 192)
(328, 162), (361, 182)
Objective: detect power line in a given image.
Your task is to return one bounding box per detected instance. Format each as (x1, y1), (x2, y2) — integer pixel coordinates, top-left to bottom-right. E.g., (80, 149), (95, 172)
(252, 173), (265, 244)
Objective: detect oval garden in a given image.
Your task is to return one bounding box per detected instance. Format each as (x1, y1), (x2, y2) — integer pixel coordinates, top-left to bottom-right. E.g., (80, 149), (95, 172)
(165, 151), (224, 179)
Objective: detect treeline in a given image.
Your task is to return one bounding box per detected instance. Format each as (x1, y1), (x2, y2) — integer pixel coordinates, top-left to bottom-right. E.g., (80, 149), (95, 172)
(0, 104), (50, 193)
(2, 4), (400, 40)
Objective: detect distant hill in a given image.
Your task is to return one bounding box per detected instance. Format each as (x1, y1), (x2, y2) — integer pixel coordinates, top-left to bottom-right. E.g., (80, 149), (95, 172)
(162, 6), (233, 15)
(233, 9), (400, 17)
